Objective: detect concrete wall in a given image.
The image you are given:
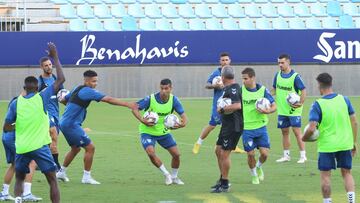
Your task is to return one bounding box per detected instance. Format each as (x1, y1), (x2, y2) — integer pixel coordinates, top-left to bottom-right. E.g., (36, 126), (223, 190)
(0, 64), (359, 99)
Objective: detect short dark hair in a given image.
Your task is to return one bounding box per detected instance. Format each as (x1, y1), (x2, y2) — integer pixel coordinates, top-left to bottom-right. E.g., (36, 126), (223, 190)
(24, 76), (38, 86)
(278, 54), (291, 60)
(83, 70), (98, 78)
(160, 78), (172, 86)
(222, 66), (234, 79)
(220, 52), (230, 58)
(241, 67), (255, 77)
(316, 73), (332, 89)
(39, 57), (51, 65)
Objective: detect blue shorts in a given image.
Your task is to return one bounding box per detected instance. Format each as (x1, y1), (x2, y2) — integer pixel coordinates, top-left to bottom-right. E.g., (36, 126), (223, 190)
(140, 133), (177, 150)
(242, 126), (270, 152)
(49, 115), (60, 134)
(60, 124), (91, 148)
(209, 111), (222, 126)
(2, 132), (15, 164)
(277, 115), (301, 128)
(15, 145), (57, 174)
(318, 150), (352, 171)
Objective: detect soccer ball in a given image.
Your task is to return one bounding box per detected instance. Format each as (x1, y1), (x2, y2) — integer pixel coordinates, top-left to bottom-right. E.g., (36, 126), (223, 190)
(143, 111), (159, 124)
(255, 98), (270, 111)
(56, 89), (69, 102)
(217, 97), (232, 109)
(286, 92), (300, 105)
(164, 114), (180, 128)
(303, 124), (319, 141)
(212, 76), (223, 86)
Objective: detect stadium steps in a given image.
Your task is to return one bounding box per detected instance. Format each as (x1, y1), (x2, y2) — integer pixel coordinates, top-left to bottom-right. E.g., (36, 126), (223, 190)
(26, 23), (68, 31)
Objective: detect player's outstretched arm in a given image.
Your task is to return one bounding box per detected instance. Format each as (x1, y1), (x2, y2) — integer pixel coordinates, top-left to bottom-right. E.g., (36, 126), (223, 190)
(101, 96), (137, 109)
(47, 42), (65, 93)
(350, 114), (358, 156)
(131, 106), (154, 126)
(302, 121), (317, 142)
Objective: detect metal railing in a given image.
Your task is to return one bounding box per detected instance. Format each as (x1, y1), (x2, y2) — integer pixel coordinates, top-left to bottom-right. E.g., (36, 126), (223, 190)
(0, 0), (27, 31)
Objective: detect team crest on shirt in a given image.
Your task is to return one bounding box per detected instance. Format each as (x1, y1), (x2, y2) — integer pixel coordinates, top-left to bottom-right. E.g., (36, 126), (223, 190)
(248, 141), (253, 147)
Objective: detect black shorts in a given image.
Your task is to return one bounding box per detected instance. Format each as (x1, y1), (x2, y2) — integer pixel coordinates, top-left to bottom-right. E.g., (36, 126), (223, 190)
(216, 130), (242, 151)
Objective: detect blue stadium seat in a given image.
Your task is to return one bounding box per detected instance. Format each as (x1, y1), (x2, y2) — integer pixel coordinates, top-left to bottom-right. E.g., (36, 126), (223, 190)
(137, 0), (153, 4)
(302, 0), (316, 2)
(212, 4), (229, 18)
(256, 18), (271, 29)
(318, 0), (330, 2)
(60, 4), (78, 19)
(68, 0), (86, 4)
(128, 4), (146, 18)
(87, 19), (105, 31)
(204, 0), (218, 3)
(120, 0), (136, 4)
(179, 4), (196, 18)
(188, 0), (202, 4)
(339, 15), (355, 28)
(288, 18), (305, 29)
(238, 0), (252, 3)
(121, 16), (138, 30)
(254, 0), (268, 3)
(294, 4), (311, 17)
(85, 0), (103, 4)
(170, 0), (187, 3)
(270, 0), (285, 2)
(352, 0), (360, 2)
(77, 4), (95, 19)
(261, 4), (279, 18)
(189, 18), (205, 30)
(205, 18), (222, 30)
(228, 4), (246, 18)
(139, 18), (157, 30)
(102, 0), (119, 4)
(245, 4), (262, 18)
(104, 19), (121, 31)
(220, 0), (237, 3)
(286, 0), (300, 2)
(355, 18), (360, 28)
(272, 18), (288, 29)
(111, 4), (127, 18)
(94, 4), (112, 18)
(322, 17), (338, 28)
(155, 18), (172, 30)
(69, 19), (86, 31)
(305, 17), (322, 29)
(222, 18), (239, 30)
(327, 1), (342, 17)
(50, 0), (68, 5)
(154, 0), (169, 3)
(195, 4), (212, 18)
(278, 4), (295, 17)
(172, 18), (189, 30)
(239, 18), (255, 29)
(145, 4), (162, 18)
(162, 4), (180, 18)
(343, 3), (360, 17)
(310, 3), (327, 17)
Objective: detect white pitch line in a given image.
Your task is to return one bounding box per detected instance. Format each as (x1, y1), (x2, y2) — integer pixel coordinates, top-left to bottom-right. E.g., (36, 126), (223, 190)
(88, 130), (360, 168)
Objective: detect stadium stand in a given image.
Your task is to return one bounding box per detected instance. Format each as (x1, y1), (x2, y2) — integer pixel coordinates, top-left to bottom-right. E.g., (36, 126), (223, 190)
(1, 0), (360, 31)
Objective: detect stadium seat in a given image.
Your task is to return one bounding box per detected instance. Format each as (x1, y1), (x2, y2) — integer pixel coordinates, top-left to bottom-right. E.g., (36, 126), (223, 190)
(220, 0), (237, 3)
(238, 18), (255, 29)
(69, 19), (86, 31)
(170, 0), (187, 3)
(128, 4), (146, 18)
(87, 19), (105, 31)
(294, 4), (312, 17)
(305, 17), (322, 29)
(94, 4), (112, 19)
(311, 3), (327, 17)
(286, 0), (300, 2)
(60, 4), (78, 19)
(154, 0), (169, 4)
(138, 0), (153, 4)
(228, 4), (246, 18)
(245, 4), (262, 18)
(322, 17), (338, 28)
(352, 0), (360, 2)
(238, 0), (252, 3)
(50, 0), (68, 4)
(162, 4), (180, 18)
(121, 16), (138, 30)
(272, 18), (288, 29)
(104, 19), (121, 31)
(85, 0), (103, 4)
(195, 4), (212, 18)
(172, 18), (189, 30)
(120, 0), (136, 4)
(204, 0), (218, 3)
(288, 18), (305, 29)
(261, 4), (279, 18)
(102, 0), (119, 4)
(155, 18), (172, 30)
(278, 4), (295, 17)
(111, 4), (127, 18)
(179, 4), (196, 18)
(188, 0), (202, 4)
(189, 18), (205, 30)
(205, 18), (222, 30)
(212, 4), (229, 18)
(302, 0), (316, 2)
(270, 0), (285, 3)
(355, 18), (360, 28)
(145, 4), (162, 18)
(254, 0), (268, 3)
(68, 0), (86, 4)
(318, 0), (330, 2)
(327, 1), (342, 17)
(222, 18), (239, 30)
(339, 15), (355, 28)
(256, 18), (271, 29)
(139, 18), (157, 30)
(343, 3), (360, 17)
(77, 4), (95, 19)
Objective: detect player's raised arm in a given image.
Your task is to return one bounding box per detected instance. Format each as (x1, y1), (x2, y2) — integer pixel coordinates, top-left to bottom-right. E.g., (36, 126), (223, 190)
(47, 42), (65, 93)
